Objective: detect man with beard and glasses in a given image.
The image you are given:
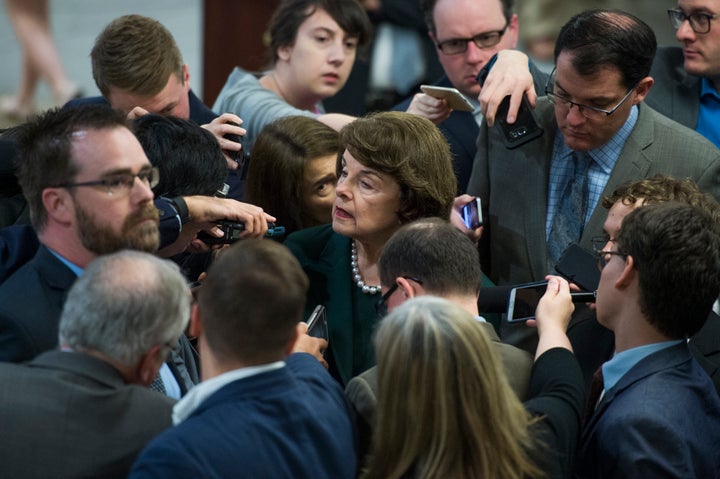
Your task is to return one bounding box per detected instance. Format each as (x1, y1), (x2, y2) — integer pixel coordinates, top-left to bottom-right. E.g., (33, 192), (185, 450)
(0, 105), (196, 399)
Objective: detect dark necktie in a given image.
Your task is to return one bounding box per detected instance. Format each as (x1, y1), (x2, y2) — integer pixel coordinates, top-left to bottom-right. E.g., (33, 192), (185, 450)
(582, 366), (605, 427)
(548, 151), (591, 267)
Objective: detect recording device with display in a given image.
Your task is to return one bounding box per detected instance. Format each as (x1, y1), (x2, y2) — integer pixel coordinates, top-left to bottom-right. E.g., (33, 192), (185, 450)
(506, 281), (596, 323)
(197, 221), (286, 244)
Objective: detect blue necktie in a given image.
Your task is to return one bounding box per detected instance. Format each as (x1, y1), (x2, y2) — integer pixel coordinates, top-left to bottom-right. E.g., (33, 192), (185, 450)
(548, 151), (591, 267)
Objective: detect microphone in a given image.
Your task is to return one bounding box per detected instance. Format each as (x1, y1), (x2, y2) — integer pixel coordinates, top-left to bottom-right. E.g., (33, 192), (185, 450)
(571, 291), (597, 302)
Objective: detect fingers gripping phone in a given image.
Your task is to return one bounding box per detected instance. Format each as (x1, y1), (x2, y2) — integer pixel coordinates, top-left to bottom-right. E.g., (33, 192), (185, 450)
(420, 85), (475, 112)
(506, 281), (596, 322)
(476, 58), (543, 149)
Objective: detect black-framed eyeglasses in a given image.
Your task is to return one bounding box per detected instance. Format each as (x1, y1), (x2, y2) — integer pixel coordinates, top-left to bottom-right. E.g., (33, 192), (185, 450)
(436, 23), (508, 55)
(544, 68), (638, 120)
(375, 276), (423, 316)
(591, 235), (616, 254)
(56, 167), (160, 197)
(596, 249), (628, 270)
(668, 8), (720, 34)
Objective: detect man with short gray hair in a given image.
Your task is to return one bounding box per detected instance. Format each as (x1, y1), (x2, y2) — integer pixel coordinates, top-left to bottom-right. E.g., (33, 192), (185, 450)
(0, 250), (190, 479)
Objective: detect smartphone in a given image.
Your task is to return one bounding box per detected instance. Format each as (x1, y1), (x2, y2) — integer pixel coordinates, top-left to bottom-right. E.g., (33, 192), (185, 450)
(507, 281), (548, 323)
(461, 197), (482, 229)
(197, 221), (286, 244)
(420, 85), (474, 112)
(555, 243), (600, 292)
(476, 64), (543, 149)
(306, 304), (329, 343)
(506, 281), (597, 322)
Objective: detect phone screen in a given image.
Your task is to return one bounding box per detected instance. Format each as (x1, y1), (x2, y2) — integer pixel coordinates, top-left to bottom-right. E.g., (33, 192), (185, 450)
(506, 282), (548, 322)
(306, 305), (329, 343)
(461, 198), (482, 229)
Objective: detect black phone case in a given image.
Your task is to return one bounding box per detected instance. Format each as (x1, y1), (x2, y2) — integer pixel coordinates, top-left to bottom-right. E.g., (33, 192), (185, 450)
(555, 243), (600, 292)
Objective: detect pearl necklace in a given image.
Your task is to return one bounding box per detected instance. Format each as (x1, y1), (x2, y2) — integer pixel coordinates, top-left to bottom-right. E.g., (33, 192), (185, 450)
(351, 241), (381, 295)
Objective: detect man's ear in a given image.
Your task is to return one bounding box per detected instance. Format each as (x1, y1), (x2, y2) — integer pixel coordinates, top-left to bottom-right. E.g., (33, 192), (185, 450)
(397, 277), (424, 299)
(284, 322), (302, 356)
(182, 64), (191, 89)
(632, 76), (654, 104)
(615, 255), (637, 289)
(135, 344), (165, 387)
(188, 302), (203, 338)
(42, 187), (74, 226)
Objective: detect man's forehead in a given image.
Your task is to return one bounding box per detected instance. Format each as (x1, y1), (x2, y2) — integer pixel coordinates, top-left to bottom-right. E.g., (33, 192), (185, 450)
(433, 0), (505, 31)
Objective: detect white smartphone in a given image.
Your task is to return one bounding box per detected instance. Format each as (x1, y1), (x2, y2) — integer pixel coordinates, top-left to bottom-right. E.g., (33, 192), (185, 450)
(506, 281), (548, 323)
(420, 85), (474, 112)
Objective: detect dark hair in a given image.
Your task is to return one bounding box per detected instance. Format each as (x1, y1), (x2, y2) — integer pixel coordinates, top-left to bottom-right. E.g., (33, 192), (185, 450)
(91, 14), (184, 97)
(197, 239), (309, 363)
(246, 116), (339, 235)
(420, 0), (514, 33)
(616, 202), (720, 338)
(602, 175), (720, 223)
(554, 9), (656, 89)
(338, 111), (456, 223)
(133, 114), (227, 198)
(380, 218), (481, 297)
(15, 105), (129, 231)
(267, 0), (372, 63)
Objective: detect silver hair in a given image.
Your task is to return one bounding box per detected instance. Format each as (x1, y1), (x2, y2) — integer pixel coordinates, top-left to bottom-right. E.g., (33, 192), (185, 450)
(58, 250), (191, 366)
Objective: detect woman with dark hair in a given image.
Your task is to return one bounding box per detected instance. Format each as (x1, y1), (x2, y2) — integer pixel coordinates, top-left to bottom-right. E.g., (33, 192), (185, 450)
(213, 0), (371, 150)
(285, 111), (457, 384)
(245, 116), (339, 236)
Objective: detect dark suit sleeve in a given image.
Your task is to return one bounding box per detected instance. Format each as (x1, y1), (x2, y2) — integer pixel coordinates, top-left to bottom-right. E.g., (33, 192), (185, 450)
(524, 347), (585, 479)
(0, 310), (36, 362)
(345, 372), (376, 462)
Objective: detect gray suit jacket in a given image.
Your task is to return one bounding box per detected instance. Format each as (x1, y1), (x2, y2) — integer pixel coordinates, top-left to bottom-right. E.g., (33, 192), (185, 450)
(467, 98), (720, 288)
(646, 46), (701, 130)
(345, 321), (532, 459)
(0, 350), (175, 479)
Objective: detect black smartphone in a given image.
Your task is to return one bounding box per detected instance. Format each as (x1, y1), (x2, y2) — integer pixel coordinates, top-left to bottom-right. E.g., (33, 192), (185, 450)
(476, 63), (543, 149)
(306, 304), (329, 343)
(461, 197), (482, 229)
(197, 221), (286, 244)
(555, 243), (600, 292)
(507, 281), (548, 323)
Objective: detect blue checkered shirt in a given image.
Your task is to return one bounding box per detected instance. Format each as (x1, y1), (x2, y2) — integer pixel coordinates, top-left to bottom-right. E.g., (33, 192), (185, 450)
(546, 105), (639, 240)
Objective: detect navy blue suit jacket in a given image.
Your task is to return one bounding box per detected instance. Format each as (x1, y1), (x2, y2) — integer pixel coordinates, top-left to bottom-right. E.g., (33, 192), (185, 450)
(575, 342), (720, 478)
(130, 354), (357, 479)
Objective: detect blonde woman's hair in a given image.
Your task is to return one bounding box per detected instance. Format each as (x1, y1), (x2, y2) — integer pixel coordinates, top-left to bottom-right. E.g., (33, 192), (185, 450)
(363, 296), (544, 479)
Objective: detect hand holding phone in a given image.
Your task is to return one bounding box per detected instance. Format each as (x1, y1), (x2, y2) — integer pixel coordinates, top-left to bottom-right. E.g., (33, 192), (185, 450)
(507, 281), (595, 322)
(197, 221), (286, 244)
(477, 60), (543, 149)
(306, 305), (329, 344)
(420, 85), (474, 112)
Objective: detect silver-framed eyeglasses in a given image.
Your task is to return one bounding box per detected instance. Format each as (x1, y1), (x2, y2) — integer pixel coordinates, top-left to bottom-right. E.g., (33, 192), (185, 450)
(435, 23), (508, 55)
(56, 166), (159, 197)
(544, 68), (638, 120)
(668, 8), (720, 34)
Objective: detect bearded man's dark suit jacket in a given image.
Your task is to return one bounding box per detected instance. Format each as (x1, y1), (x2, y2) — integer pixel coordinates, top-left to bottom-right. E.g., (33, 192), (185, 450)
(0, 350), (175, 479)
(466, 98), (720, 379)
(574, 342), (720, 479)
(0, 245), (199, 393)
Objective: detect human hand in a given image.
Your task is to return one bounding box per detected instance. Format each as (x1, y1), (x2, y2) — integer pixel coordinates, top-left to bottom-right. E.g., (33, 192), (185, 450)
(292, 322), (329, 369)
(528, 275), (574, 358)
(405, 93), (452, 125)
(479, 50), (537, 127)
(184, 196), (275, 240)
(201, 113), (246, 170)
(450, 194), (483, 244)
(126, 106), (150, 120)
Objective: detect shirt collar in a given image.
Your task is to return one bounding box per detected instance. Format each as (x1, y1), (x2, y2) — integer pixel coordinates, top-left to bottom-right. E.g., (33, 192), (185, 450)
(172, 361), (285, 424)
(47, 247), (83, 277)
(602, 339), (683, 391)
(701, 77), (720, 101)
